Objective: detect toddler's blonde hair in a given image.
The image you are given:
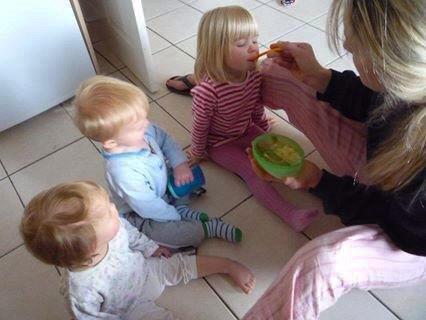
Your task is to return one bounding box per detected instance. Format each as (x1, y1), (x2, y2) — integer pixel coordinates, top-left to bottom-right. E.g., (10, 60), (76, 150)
(74, 75), (149, 142)
(194, 6), (258, 84)
(20, 181), (109, 269)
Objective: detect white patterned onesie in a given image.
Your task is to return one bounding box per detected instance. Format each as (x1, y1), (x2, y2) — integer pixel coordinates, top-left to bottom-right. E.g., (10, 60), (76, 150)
(60, 218), (198, 320)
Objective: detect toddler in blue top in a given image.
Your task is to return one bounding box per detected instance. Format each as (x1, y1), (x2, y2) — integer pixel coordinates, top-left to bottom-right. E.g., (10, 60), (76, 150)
(73, 76), (242, 248)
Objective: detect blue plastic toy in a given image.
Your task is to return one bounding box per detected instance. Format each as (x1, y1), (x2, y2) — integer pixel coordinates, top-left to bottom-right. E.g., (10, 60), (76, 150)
(168, 164), (206, 198)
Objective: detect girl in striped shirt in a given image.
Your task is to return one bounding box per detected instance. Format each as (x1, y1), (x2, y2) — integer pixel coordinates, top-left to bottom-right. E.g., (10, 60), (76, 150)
(187, 6), (318, 232)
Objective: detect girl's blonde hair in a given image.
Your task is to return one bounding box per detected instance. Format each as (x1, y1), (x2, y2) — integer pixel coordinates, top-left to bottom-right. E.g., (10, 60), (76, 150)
(74, 75), (149, 142)
(328, 0), (426, 191)
(194, 6), (258, 83)
(20, 181), (108, 269)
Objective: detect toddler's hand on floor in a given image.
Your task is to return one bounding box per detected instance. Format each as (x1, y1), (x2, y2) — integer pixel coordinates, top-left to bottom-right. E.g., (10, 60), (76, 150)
(153, 246), (172, 258)
(173, 162), (194, 186)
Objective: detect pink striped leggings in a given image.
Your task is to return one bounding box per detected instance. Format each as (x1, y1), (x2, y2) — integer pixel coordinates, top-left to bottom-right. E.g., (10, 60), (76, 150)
(242, 60), (426, 319)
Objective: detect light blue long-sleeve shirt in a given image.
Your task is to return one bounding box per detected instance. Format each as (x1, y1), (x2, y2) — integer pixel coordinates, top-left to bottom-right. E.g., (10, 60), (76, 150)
(103, 124), (187, 221)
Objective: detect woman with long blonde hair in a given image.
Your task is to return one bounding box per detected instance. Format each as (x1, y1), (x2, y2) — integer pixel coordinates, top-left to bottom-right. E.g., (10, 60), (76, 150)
(244, 0), (425, 318)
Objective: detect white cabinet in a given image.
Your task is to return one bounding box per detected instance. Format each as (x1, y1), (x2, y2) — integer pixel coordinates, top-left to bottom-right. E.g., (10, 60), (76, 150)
(0, 0), (95, 132)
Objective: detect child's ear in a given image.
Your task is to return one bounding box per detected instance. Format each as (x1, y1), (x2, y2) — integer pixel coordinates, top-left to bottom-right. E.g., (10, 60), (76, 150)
(102, 139), (117, 150)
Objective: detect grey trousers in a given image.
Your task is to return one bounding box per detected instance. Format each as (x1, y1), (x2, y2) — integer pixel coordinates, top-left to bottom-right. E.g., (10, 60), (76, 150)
(124, 211), (205, 248)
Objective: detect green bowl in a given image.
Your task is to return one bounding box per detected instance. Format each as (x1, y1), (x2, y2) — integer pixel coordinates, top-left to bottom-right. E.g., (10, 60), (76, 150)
(251, 134), (304, 178)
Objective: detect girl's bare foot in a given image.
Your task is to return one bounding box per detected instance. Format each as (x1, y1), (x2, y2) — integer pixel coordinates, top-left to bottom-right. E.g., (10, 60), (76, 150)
(227, 260), (256, 294)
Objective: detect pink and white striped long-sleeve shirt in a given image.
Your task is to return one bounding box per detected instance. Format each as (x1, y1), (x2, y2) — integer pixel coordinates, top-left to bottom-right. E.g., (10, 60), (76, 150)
(190, 70), (270, 158)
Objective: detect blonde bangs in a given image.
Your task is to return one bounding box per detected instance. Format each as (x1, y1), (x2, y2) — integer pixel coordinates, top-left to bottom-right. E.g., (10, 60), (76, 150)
(194, 6), (258, 83)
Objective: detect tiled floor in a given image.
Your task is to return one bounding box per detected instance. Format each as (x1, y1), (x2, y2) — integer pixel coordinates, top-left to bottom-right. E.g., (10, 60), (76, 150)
(1, 0), (425, 319)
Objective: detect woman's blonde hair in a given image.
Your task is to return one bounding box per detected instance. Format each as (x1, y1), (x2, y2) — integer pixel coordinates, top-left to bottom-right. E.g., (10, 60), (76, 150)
(74, 75), (149, 142)
(194, 6), (258, 83)
(20, 181), (108, 269)
(328, 0), (426, 191)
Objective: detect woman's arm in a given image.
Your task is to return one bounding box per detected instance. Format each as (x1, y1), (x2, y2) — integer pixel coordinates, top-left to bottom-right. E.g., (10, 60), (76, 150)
(317, 70), (379, 122)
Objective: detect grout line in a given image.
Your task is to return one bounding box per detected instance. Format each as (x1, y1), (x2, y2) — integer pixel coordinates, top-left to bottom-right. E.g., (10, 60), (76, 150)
(0, 243), (24, 260)
(7, 137), (85, 177)
(202, 278), (240, 320)
(0, 159), (9, 182)
(264, 1), (327, 27)
(54, 266), (62, 276)
(145, 2), (188, 22)
(146, 26), (174, 53)
(178, 1), (204, 15)
(150, 101), (191, 134)
(220, 195), (253, 219)
(93, 46), (123, 71)
(368, 291), (403, 320)
(7, 175), (25, 208)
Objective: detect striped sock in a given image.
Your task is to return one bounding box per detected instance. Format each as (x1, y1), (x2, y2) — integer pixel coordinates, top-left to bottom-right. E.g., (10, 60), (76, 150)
(202, 218), (242, 243)
(176, 205), (209, 222)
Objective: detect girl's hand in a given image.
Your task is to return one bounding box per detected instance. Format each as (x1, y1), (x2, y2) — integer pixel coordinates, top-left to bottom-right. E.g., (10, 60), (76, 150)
(185, 148), (204, 166)
(152, 246), (172, 258)
(246, 148), (322, 189)
(173, 162), (194, 186)
(267, 41), (332, 94)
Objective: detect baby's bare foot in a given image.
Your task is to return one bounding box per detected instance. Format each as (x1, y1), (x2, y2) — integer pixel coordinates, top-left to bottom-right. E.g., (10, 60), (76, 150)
(227, 260), (256, 294)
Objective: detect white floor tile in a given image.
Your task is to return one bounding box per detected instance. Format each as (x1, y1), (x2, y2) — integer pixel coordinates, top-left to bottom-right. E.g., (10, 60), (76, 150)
(110, 70), (153, 102)
(306, 150), (330, 171)
(96, 52), (117, 75)
(142, 0), (185, 21)
(189, 161), (251, 217)
(0, 106), (82, 174)
(86, 19), (111, 44)
(94, 40), (125, 69)
(147, 6), (202, 44)
(0, 247), (68, 320)
(148, 29), (171, 54)
(158, 280), (237, 320)
(149, 101), (191, 148)
(327, 54), (358, 74)
(269, 108), (289, 121)
(0, 180), (23, 256)
(267, 0), (332, 22)
(271, 24), (339, 65)
(251, 5), (304, 45)
(156, 93), (194, 130)
(11, 138), (106, 205)
(190, 0), (262, 12)
(0, 163), (6, 180)
(320, 289), (398, 320)
(199, 198), (309, 317)
(176, 35), (197, 58)
(309, 13), (328, 31)
(149, 46), (196, 99)
(373, 284), (426, 320)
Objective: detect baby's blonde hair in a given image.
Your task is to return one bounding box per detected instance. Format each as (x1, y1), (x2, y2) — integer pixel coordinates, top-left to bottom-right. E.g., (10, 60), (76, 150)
(194, 6), (258, 84)
(74, 75), (149, 142)
(20, 181), (109, 269)
(328, 0), (426, 191)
